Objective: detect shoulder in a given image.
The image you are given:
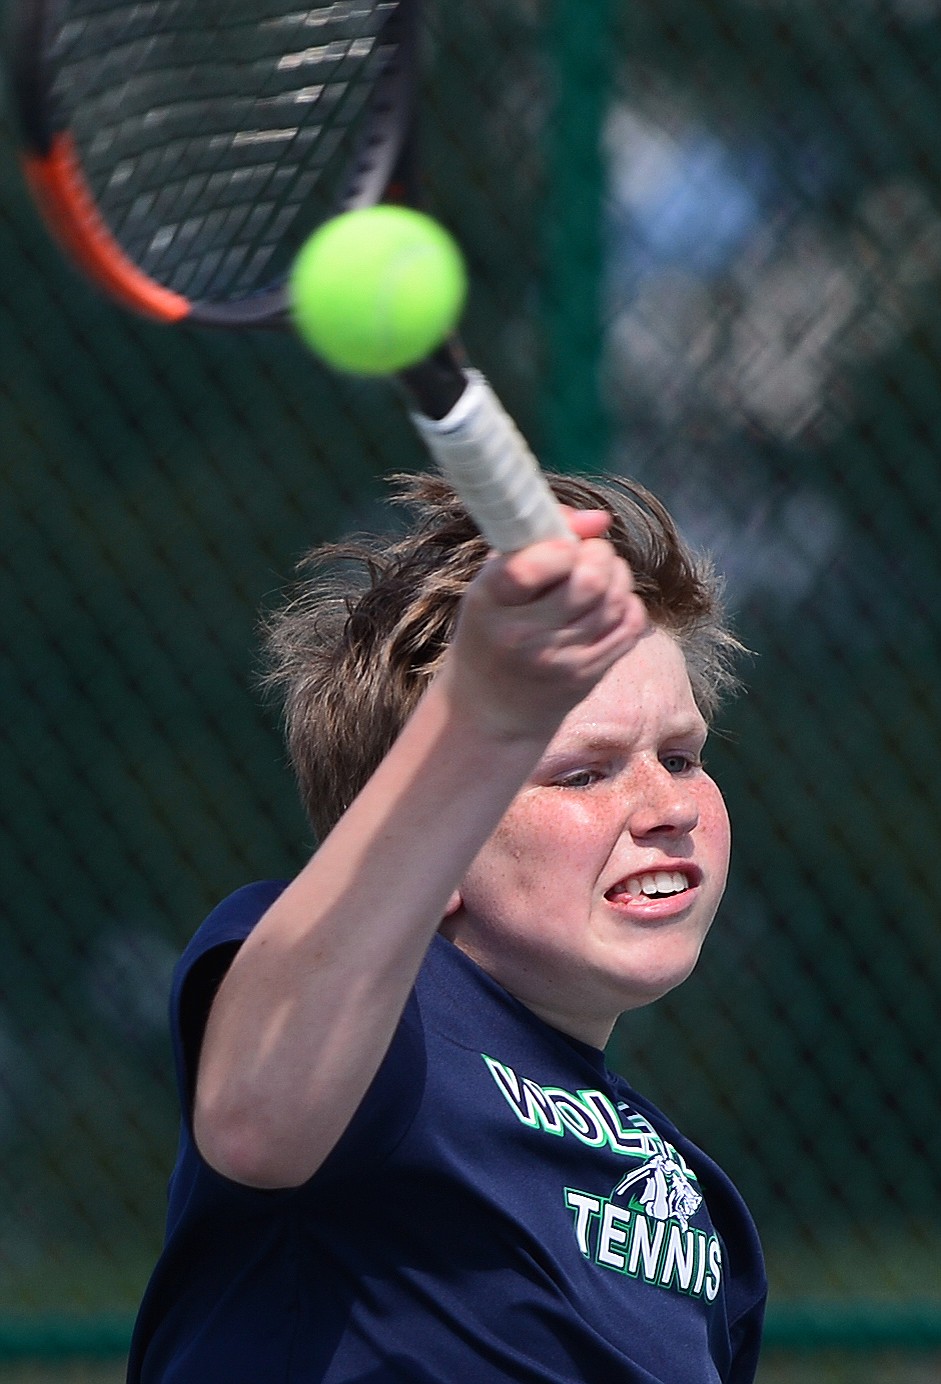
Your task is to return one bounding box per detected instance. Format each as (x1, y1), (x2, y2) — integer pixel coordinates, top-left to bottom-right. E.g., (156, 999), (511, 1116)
(170, 881), (289, 1115)
(177, 880), (290, 971)
(170, 882), (438, 1176)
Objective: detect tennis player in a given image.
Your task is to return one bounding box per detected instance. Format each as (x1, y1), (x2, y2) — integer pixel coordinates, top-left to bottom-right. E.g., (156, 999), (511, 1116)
(128, 472), (766, 1383)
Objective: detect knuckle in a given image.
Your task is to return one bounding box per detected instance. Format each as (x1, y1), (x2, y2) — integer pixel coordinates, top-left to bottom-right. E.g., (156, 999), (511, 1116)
(492, 619), (528, 655)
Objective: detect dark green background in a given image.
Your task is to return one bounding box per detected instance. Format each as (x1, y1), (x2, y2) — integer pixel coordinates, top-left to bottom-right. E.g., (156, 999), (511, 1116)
(1, 0), (939, 1375)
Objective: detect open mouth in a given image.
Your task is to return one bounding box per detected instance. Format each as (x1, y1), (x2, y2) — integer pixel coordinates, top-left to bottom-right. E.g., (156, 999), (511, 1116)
(605, 870), (694, 902)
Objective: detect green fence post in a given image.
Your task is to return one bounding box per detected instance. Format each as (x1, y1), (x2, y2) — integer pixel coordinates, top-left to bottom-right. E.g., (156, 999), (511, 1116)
(541, 0), (615, 476)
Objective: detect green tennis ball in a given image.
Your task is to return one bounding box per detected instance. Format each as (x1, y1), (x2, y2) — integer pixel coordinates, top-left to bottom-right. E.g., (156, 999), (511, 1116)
(289, 206), (467, 375)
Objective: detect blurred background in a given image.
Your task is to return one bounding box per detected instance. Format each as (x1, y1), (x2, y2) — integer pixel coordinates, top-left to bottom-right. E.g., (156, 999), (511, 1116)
(1, 0), (940, 1380)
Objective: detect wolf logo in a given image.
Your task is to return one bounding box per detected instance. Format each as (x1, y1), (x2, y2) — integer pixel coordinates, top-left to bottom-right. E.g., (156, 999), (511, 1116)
(611, 1151), (703, 1231)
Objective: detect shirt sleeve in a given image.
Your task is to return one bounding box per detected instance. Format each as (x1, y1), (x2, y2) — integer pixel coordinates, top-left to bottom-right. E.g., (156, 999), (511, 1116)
(727, 1293), (766, 1384)
(169, 880), (427, 1186)
(170, 880), (290, 1128)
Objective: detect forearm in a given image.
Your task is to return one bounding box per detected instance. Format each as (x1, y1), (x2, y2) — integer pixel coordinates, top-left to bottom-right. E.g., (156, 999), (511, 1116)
(193, 665), (550, 1189)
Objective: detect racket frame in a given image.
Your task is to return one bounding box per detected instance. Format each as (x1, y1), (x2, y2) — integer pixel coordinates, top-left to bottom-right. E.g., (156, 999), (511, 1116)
(11, 0), (570, 550)
(12, 0), (420, 327)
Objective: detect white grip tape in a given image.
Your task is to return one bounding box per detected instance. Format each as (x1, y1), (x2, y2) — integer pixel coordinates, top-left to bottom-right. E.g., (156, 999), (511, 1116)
(410, 371), (571, 552)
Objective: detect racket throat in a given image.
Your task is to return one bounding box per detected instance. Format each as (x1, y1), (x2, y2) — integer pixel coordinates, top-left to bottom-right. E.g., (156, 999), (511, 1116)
(399, 341), (468, 419)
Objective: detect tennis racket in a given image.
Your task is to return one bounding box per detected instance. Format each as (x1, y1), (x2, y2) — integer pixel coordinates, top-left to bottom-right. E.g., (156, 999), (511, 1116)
(11, 0), (569, 553)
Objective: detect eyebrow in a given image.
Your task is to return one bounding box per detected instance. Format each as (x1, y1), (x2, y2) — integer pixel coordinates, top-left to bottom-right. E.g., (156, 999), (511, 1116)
(539, 721), (709, 771)
(569, 719), (709, 750)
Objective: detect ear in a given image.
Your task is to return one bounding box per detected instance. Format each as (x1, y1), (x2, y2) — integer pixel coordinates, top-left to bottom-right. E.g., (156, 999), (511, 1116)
(443, 889), (462, 918)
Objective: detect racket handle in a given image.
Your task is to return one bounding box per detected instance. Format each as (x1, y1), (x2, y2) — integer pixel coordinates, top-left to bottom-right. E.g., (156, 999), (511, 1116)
(410, 371), (572, 553)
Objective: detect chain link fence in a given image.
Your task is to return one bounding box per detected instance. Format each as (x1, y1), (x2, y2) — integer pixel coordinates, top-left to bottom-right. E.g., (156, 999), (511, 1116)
(1, 1), (940, 1379)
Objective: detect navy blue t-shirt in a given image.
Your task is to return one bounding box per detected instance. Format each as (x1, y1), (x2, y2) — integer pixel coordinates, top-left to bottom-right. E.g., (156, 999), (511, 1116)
(129, 882), (766, 1383)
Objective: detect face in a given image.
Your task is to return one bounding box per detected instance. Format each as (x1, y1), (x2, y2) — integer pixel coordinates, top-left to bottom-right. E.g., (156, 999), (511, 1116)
(442, 628), (731, 1048)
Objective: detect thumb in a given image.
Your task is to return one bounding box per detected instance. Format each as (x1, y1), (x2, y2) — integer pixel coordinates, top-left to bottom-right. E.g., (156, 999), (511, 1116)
(561, 506), (612, 541)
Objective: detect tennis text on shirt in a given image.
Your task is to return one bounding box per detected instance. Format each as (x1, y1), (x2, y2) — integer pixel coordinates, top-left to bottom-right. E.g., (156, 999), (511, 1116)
(483, 1055), (723, 1302)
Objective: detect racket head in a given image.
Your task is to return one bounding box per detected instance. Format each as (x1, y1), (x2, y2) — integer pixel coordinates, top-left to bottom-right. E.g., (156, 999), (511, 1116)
(11, 0), (420, 326)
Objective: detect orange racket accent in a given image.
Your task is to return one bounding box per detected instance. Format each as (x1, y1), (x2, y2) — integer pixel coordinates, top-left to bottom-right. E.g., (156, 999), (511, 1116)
(22, 133), (190, 322)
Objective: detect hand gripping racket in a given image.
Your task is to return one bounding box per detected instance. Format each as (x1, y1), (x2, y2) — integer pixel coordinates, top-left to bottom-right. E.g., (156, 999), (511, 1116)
(11, 0), (569, 553)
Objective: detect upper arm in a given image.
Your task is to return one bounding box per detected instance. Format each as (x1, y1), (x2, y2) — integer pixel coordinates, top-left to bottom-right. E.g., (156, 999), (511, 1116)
(176, 941), (242, 1126)
(168, 880), (288, 1135)
(181, 940), (427, 1191)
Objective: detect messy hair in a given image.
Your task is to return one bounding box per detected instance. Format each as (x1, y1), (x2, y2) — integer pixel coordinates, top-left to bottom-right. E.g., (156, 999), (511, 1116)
(261, 471), (742, 839)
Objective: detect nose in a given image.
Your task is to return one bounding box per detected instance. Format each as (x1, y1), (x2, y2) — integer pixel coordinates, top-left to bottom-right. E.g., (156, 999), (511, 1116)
(627, 762), (700, 841)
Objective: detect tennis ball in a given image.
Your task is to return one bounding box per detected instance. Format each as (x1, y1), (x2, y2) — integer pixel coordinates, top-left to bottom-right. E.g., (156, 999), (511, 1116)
(289, 206), (467, 375)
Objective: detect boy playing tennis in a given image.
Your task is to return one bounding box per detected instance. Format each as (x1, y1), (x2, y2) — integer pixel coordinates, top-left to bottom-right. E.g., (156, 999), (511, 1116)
(129, 472), (766, 1383)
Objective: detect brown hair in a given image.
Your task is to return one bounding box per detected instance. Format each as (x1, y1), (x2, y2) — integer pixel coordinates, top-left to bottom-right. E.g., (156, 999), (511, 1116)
(261, 471), (742, 839)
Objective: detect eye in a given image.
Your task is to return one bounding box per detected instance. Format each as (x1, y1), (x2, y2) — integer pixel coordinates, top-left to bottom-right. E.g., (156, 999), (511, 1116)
(661, 751), (703, 775)
(554, 768), (603, 789)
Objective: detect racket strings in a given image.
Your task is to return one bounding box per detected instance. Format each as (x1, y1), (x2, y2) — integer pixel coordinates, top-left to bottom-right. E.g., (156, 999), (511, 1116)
(46, 0), (405, 301)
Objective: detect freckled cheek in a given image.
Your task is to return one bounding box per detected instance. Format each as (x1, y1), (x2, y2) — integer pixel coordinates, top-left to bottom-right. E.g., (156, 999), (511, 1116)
(506, 797), (606, 856)
(696, 784), (732, 881)
(475, 802), (603, 902)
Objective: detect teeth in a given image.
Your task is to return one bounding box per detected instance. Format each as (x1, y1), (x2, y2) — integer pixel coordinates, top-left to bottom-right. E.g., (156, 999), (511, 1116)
(616, 871), (688, 900)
